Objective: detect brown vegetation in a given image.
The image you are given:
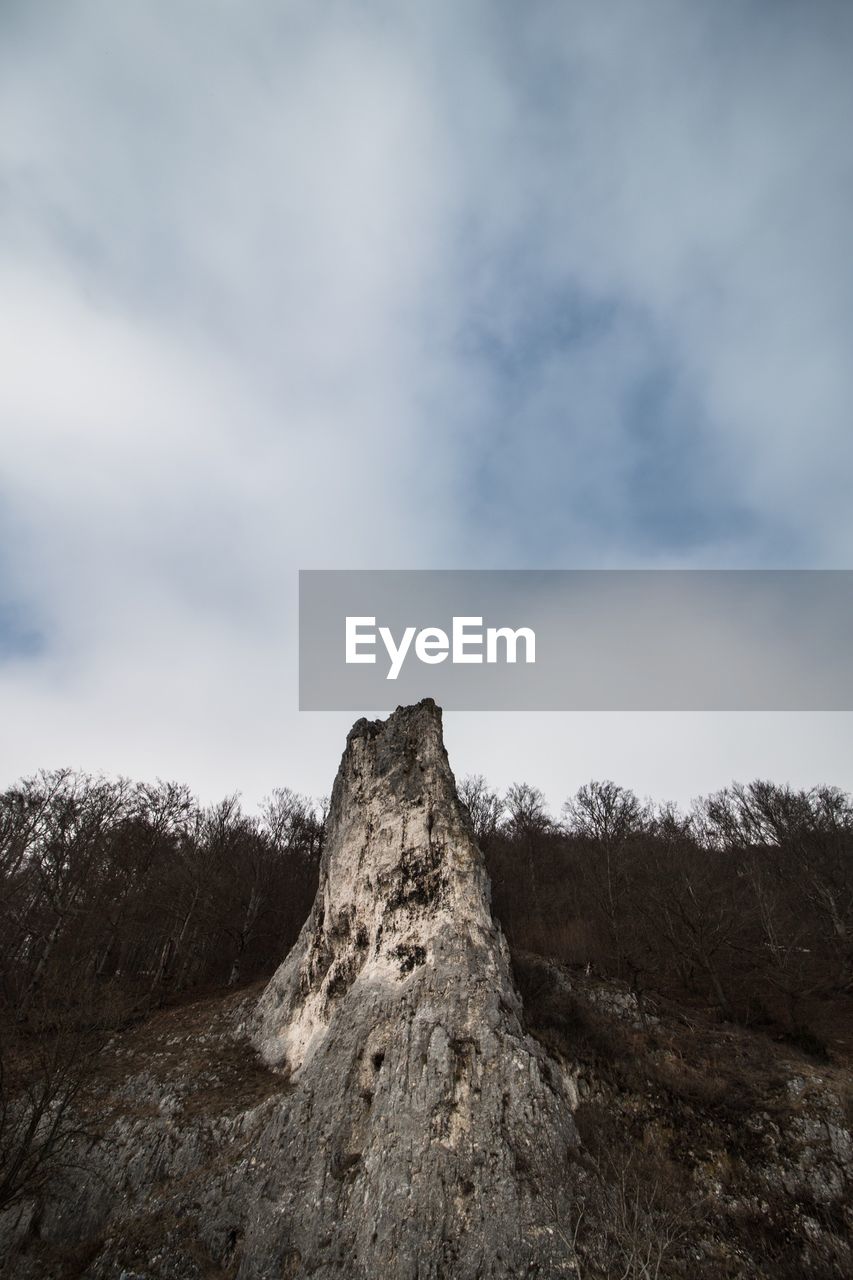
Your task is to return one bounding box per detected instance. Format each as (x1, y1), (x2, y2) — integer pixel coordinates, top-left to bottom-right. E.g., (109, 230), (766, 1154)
(0, 770), (322, 1212)
(1, 764), (851, 1276)
(467, 775), (853, 1054)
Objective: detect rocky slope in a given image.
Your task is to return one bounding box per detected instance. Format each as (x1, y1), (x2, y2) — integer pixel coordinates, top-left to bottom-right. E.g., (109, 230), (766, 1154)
(514, 951), (853, 1279)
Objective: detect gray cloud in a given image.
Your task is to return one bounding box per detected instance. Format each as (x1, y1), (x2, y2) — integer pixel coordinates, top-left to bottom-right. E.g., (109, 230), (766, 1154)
(1, 1), (852, 807)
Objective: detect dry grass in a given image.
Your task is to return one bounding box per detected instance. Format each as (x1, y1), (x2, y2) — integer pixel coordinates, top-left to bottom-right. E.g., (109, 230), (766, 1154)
(79, 980), (291, 1124)
(514, 950), (853, 1279)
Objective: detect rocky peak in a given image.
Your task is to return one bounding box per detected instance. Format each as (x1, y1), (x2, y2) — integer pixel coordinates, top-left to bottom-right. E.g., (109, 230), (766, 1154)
(254, 698), (501, 1076)
(247, 698), (579, 1278)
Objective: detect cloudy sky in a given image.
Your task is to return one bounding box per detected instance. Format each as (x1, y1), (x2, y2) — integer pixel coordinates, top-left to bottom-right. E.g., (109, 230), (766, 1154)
(2, 0), (852, 813)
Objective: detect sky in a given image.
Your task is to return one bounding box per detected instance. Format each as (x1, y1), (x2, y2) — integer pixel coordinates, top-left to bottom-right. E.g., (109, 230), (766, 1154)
(2, 0), (852, 815)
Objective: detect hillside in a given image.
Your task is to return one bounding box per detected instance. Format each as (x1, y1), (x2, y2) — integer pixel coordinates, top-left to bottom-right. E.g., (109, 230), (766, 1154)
(1, 701), (851, 1277)
(2, 956), (851, 1278)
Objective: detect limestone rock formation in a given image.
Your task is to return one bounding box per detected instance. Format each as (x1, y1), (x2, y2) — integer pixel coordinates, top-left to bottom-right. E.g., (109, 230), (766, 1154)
(244, 698), (579, 1277)
(0, 699), (582, 1280)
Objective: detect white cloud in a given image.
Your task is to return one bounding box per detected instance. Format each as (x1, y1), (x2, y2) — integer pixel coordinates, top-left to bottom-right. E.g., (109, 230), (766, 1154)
(1, 1), (852, 807)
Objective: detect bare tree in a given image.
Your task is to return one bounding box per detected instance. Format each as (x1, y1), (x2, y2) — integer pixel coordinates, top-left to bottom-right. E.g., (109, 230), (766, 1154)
(500, 783), (552, 924)
(260, 787), (324, 860)
(563, 782), (647, 978)
(457, 774), (503, 846)
(503, 782), (551, 840)
(645, 847), (739, 1017)
(593, 1148), (690, 1279)
(0, 1009), (102, 1215)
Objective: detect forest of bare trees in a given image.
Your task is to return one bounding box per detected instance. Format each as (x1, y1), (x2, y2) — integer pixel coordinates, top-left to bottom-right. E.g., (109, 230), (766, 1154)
(0, 770), (324, 1022)
(0, 771), (324, 1212)
(2, 766), (850, 1038)
(464, 775), (853, 1046)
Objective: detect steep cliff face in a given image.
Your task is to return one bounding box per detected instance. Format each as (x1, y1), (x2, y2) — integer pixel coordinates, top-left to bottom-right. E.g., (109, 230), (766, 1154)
(242, 698), (580, 1277)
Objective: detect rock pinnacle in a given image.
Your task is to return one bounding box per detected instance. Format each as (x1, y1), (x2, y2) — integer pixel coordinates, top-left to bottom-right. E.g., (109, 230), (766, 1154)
(247, 699), (579, 1278)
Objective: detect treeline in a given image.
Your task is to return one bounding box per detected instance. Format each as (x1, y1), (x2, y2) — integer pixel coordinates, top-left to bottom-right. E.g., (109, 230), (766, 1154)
(1, 767), (851, 1040)
(0, 769), (324, 1029)
(465, 776), (853, 1039)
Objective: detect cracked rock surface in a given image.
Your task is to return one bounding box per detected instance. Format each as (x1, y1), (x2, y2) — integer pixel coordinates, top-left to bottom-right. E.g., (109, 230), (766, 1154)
(245, 698), (579, 1278)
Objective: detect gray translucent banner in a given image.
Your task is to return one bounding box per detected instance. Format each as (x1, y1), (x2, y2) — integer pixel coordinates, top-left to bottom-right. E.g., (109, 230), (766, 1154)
(298, 570), (853, 711)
